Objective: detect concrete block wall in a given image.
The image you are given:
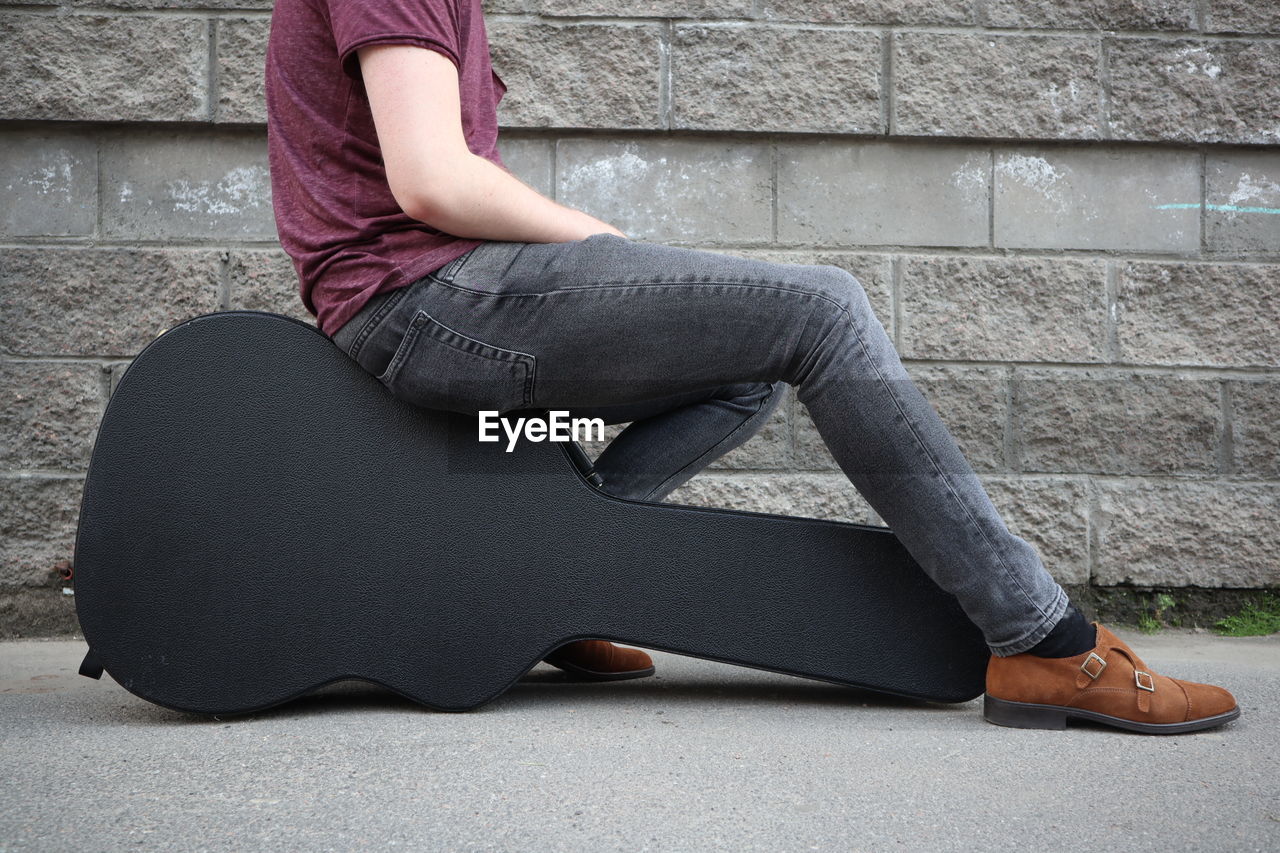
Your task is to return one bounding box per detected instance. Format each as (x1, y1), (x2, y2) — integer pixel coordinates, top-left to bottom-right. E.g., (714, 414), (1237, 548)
(1, 1), (1277, 634)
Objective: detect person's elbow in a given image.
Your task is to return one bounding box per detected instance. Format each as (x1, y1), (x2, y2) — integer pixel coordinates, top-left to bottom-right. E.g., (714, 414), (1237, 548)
(389, 154), (473, 228)
(394, 184), (449, 228)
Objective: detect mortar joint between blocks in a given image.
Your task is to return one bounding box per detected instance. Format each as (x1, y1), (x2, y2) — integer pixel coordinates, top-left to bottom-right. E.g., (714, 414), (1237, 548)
(1218, 380), (1235, 478)
(207, 16), (219, 124)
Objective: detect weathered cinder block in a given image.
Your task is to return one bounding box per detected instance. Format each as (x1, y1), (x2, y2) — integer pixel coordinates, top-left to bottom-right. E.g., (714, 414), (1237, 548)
(994, 148), (1199, 252)
(1205, 2), (1280, 34)
(0, 588), (78, 639)
(1206, 151), (1280, 254)
(0, 248), (222, 357)
(0, 130), (97, 238)
(101, 132), (275, 241)
(540, 0), (750, 15)
(217, 17), (270, 124)
(0, 13), (208, 121)
(760, 0), (972, 25)
(496, 137), (554, 197)
(985, 0), (1194, 29)
(1107, 38), (1280, 144)
(895, 34), (1102, 140)
(488, 21), (661, 129)
(911, 364), (1009, 473)
(666, 473), (875, 524)
(556, 138), (772, 243)
(671, 25), (881, 134)
(1, 362), (103, 472)
(226, 250), (315, 326)
(796, 364), (1009, 474)
(981, 476), (1091, 585)
(1116, 263), (1280, 367)
(721, 249), (893, 335)
(1229, 380), (1280, 479)
(900, 256), (1108, 363)
(778, 142), (989, 248)
(0, 475), (83, 587)
(1095, 481), (1279, 587)
(1013, 368), (1219, 476)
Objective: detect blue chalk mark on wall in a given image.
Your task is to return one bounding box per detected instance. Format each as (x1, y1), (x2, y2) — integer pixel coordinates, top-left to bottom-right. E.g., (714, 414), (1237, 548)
(1155, 203), (1280, 215)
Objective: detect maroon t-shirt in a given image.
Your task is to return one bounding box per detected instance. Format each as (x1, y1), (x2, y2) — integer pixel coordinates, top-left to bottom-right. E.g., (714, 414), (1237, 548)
(265, 0), (507, 337)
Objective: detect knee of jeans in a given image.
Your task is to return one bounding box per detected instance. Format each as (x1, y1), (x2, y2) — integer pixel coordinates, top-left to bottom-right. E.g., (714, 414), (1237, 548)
(803, 265), (872, 317)
(786, 267), (875, 354)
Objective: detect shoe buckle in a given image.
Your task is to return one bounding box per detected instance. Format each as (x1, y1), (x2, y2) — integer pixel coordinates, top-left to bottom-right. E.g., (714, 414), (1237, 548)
(1079, 652), (1107, 680)
(1134, 670), (1156, 692)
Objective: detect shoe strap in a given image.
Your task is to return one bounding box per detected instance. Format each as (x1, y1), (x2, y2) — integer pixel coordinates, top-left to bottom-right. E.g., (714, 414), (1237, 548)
(1077, 632), (1156, 713)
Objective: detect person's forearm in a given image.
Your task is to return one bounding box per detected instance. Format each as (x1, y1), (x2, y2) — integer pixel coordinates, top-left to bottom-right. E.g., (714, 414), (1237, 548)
(408, 153), (624, 243)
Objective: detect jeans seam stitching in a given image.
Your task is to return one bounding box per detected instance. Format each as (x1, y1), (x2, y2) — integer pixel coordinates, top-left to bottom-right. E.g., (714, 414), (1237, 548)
(379, 309), (426, 386)
(349, 286), (407, 362)
(439, 247), (475, 282)
(842, 305), (1055, 626)
(524, 351), (536, 407)
(431, 277), (850, 313)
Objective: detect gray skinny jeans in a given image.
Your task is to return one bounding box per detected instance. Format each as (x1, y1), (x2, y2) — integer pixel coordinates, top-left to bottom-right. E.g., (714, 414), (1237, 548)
(330, 234), (1069, 656)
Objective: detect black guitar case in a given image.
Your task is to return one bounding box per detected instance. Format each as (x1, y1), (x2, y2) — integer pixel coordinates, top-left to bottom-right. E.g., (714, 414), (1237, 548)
(72, 310), (989, 715)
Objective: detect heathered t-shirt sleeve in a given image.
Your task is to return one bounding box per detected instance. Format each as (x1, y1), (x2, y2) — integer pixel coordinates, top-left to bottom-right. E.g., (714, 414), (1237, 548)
(327, 0), (462, 74)
(268, 0), (502, 336)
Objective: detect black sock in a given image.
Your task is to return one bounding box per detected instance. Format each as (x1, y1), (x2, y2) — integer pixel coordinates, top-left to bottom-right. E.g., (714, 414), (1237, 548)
(1026, 604), (1097, 658)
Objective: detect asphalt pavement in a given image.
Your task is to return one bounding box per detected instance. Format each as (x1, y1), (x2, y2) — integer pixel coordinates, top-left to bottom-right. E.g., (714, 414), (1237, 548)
(2, 629), (1277, 852)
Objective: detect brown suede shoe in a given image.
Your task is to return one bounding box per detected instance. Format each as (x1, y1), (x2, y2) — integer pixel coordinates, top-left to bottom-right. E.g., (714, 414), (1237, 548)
(543, 639), (655, 681)
(984, 623), (1240, 733)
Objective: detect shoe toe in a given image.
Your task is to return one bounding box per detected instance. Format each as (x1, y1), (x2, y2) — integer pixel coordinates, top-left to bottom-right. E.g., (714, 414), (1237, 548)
(543, 639), (654, 677)
(614, 645), (654, 671)
(1183, 680), (1237, 720)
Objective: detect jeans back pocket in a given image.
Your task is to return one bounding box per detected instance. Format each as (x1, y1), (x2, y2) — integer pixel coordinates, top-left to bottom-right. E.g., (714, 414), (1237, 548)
(378, 309), (535, 416)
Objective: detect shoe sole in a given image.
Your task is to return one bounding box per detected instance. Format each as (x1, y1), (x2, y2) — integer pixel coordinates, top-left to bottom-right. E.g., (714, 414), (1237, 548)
(544, 661), (656, 682)
(983, 694), (1241, 734)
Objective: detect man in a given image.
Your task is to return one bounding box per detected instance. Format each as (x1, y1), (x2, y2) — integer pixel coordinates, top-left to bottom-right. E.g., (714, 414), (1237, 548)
(264, 0), (1239, 732)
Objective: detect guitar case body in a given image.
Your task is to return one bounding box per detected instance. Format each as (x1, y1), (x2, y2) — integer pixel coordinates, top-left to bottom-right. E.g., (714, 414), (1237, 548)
(73, 311), (990, 714)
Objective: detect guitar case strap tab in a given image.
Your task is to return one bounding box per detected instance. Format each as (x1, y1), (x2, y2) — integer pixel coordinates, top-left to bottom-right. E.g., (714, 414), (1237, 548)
(78, 647), (104, 680)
